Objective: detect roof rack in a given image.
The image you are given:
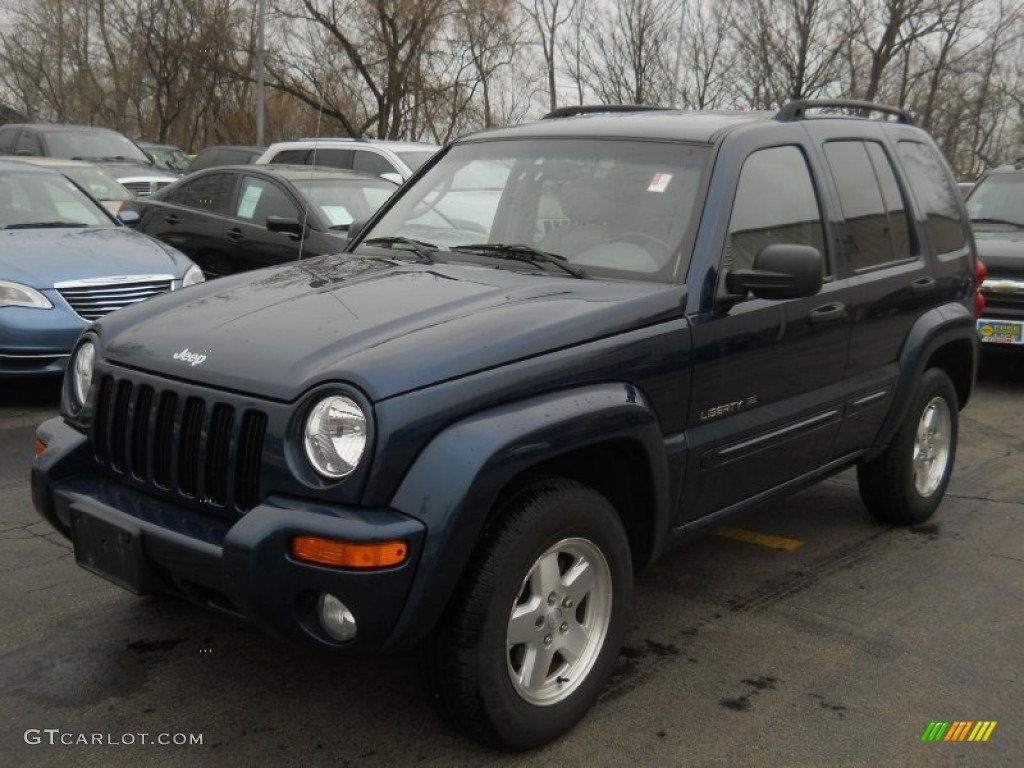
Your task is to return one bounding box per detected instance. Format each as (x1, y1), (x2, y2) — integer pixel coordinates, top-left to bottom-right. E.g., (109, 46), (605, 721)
(542, 105), (669, 120)
(776, 99), (914, 125)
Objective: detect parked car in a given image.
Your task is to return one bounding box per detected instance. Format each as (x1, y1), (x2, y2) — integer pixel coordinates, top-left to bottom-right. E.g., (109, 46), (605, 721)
(137, 140), (191, 173)
(256, 138), (438, 181)
(123, 164), (397, 277)
(0, 123), (178, 196)
(5, 156), (134, 216)
(187, 144), (265, 173)
(31, 100), (979, 749)
(966, 157), (1024, 348)
(957, 180), (975, 198)
(0, 161), (203, 377)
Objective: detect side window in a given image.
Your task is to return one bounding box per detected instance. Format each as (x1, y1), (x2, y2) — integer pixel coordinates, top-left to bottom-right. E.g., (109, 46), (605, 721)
(353, 150), (397, 177)
(307, 148), (353, 169)
(16, 131), (41, 156)
(865, 142), (913, 261)
(727, 145), (825, 273)
(897, 140), (966, 253)
(269, 149), (310, 165)
(235, 177), (298, 223)
(0, 128), (17, 153)
(824, 140), (913, 270)
(182, 172), (235, 213)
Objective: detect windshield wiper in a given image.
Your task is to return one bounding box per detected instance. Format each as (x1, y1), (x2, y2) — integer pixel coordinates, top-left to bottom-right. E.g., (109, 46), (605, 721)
(971, 216), (1023, 229)
(452, 243), (585, 278)
(362, 236), (437, 263)
(4, 221), (92, 229)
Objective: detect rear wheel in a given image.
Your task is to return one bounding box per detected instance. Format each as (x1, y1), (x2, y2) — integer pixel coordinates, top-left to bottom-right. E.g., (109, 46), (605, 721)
(857, 368), (959, 525)
(422, 478), (632, 750)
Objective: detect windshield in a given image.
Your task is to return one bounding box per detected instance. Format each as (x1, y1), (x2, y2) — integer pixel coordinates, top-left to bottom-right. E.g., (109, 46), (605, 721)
(0, 171), (112, 229)
(60, 167), (132, 201)
(292, 177), (396, 228)
(44, 129), (151, 164)
(364, 138), (709, 280)
(966, 174), (1024, 229)
(397, 150), (436, 172)
(147, 147), (191, 172)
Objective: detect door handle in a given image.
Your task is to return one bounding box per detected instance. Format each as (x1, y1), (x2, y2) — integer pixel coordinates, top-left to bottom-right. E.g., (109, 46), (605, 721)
(908, 277), (936, 295)
(164, 214), (180, 225)
(226, 228), (244, 242)
(808, 302), (847, 325)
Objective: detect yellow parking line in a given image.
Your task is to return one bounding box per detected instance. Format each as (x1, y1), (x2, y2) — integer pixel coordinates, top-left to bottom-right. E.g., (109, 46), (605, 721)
(712, 526), (804, 552)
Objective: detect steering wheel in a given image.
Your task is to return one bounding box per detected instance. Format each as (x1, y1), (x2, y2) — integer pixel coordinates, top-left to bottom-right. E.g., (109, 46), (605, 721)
(615, 231), (673, 260)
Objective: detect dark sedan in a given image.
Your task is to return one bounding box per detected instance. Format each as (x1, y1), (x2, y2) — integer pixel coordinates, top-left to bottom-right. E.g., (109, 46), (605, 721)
(0, 161), (203, 377)
(124, 165), (397, 277)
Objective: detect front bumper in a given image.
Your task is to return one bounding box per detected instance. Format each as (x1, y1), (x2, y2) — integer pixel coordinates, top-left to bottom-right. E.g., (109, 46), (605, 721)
(32, 417), (426, 651)
(0, 303), (83, 376)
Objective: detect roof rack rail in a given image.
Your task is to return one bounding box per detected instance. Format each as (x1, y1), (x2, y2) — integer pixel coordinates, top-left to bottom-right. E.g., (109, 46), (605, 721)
(776, 99), (914, 125)
(542, 104), (668, 120)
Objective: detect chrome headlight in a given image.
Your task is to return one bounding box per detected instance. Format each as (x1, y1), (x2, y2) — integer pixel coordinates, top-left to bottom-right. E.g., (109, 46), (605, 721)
(0, 280), (52, 309)
(303, 395), (367, 479)
(182, 264), (205, 287)
(69, 340), (96, 412)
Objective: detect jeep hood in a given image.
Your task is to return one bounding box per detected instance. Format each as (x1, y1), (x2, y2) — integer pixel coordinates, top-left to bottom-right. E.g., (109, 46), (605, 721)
(97, 255), (686, 401)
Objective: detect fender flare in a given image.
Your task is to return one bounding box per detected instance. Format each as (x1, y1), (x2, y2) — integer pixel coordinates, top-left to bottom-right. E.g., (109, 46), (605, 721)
(869, 302), (978, 460)
(383, 382), (669, 650)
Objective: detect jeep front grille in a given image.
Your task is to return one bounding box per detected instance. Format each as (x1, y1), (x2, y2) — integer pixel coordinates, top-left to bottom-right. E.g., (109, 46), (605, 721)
(92, 374), (267, 514)
(55, 275), (174, 321)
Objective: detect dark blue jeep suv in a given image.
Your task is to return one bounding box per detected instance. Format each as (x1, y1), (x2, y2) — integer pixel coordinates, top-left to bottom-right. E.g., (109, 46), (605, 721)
(32, 100), (980, 750)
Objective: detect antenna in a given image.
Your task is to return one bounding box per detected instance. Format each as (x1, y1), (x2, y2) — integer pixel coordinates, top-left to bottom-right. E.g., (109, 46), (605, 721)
(296, 86), (325, 262)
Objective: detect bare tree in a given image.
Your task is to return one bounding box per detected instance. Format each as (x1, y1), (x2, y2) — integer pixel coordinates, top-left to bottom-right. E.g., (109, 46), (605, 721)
(521, 0), (579, 112)
(584, 0), (675, 105)
(730, 0), (846, 108)
(675, 0), (737, 109)
(269, 0), (450, 139)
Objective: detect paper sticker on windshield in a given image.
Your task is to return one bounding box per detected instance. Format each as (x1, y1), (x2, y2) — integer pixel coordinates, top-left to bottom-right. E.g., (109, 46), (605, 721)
(237, 184), (264, 220)
(320, 205), (353, 226)
(648, 173), (672, 193)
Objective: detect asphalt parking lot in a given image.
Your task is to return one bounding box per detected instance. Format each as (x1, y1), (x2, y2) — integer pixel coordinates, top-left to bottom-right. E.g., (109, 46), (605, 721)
(1, 353), (1021, 768)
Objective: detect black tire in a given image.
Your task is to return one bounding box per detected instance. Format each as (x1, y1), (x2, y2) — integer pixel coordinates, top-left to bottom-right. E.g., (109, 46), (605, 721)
(422, 477), (633, 751)
(857, 368), (959, 525)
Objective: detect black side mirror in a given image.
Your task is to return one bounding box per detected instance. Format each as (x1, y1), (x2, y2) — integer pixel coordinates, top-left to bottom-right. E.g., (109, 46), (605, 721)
(347, 219), (368, 243)
(725, 244), (823, 301)
(266, 216), (305, 236)
(116, 209), (141, 228)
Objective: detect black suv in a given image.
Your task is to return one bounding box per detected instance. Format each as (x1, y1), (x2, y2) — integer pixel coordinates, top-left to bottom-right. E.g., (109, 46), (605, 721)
(0, 123), (178, 195)
(31, 100), (980, 750)
(967, 158), (1024, 348)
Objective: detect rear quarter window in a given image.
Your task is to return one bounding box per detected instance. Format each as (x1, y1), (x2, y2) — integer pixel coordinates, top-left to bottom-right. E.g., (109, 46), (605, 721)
(897, 140), (966, 254)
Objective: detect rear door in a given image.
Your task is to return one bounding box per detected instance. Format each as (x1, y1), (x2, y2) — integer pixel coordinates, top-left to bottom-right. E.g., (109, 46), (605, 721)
(136, 171), (237, 274)
(807, 125), (952, 453)
(683, 134), (851, 522)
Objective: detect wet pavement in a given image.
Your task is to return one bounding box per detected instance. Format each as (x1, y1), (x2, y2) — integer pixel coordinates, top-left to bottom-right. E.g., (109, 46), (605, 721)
(1, 354), (1021, 767)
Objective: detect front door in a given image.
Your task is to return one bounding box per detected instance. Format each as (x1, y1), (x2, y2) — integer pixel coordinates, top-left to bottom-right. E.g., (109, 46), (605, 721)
(682, 143), (850, 522)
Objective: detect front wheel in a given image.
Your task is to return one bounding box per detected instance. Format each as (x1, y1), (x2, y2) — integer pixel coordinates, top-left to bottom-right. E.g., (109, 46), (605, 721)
(422, 478), (633, 750)
(857, 368), (959, 525)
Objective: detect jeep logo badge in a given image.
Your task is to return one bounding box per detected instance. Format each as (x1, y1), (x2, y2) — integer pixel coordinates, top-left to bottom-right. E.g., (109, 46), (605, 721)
(172, 347), (208, 366)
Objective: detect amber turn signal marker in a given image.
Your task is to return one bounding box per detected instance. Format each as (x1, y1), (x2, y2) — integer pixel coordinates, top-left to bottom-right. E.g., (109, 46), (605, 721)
(290, 536), (408, 569)
(34, 439), (46, 457)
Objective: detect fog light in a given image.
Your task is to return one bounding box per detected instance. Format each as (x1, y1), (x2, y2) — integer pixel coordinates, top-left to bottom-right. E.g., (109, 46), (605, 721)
(317, 594), (357, 642)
